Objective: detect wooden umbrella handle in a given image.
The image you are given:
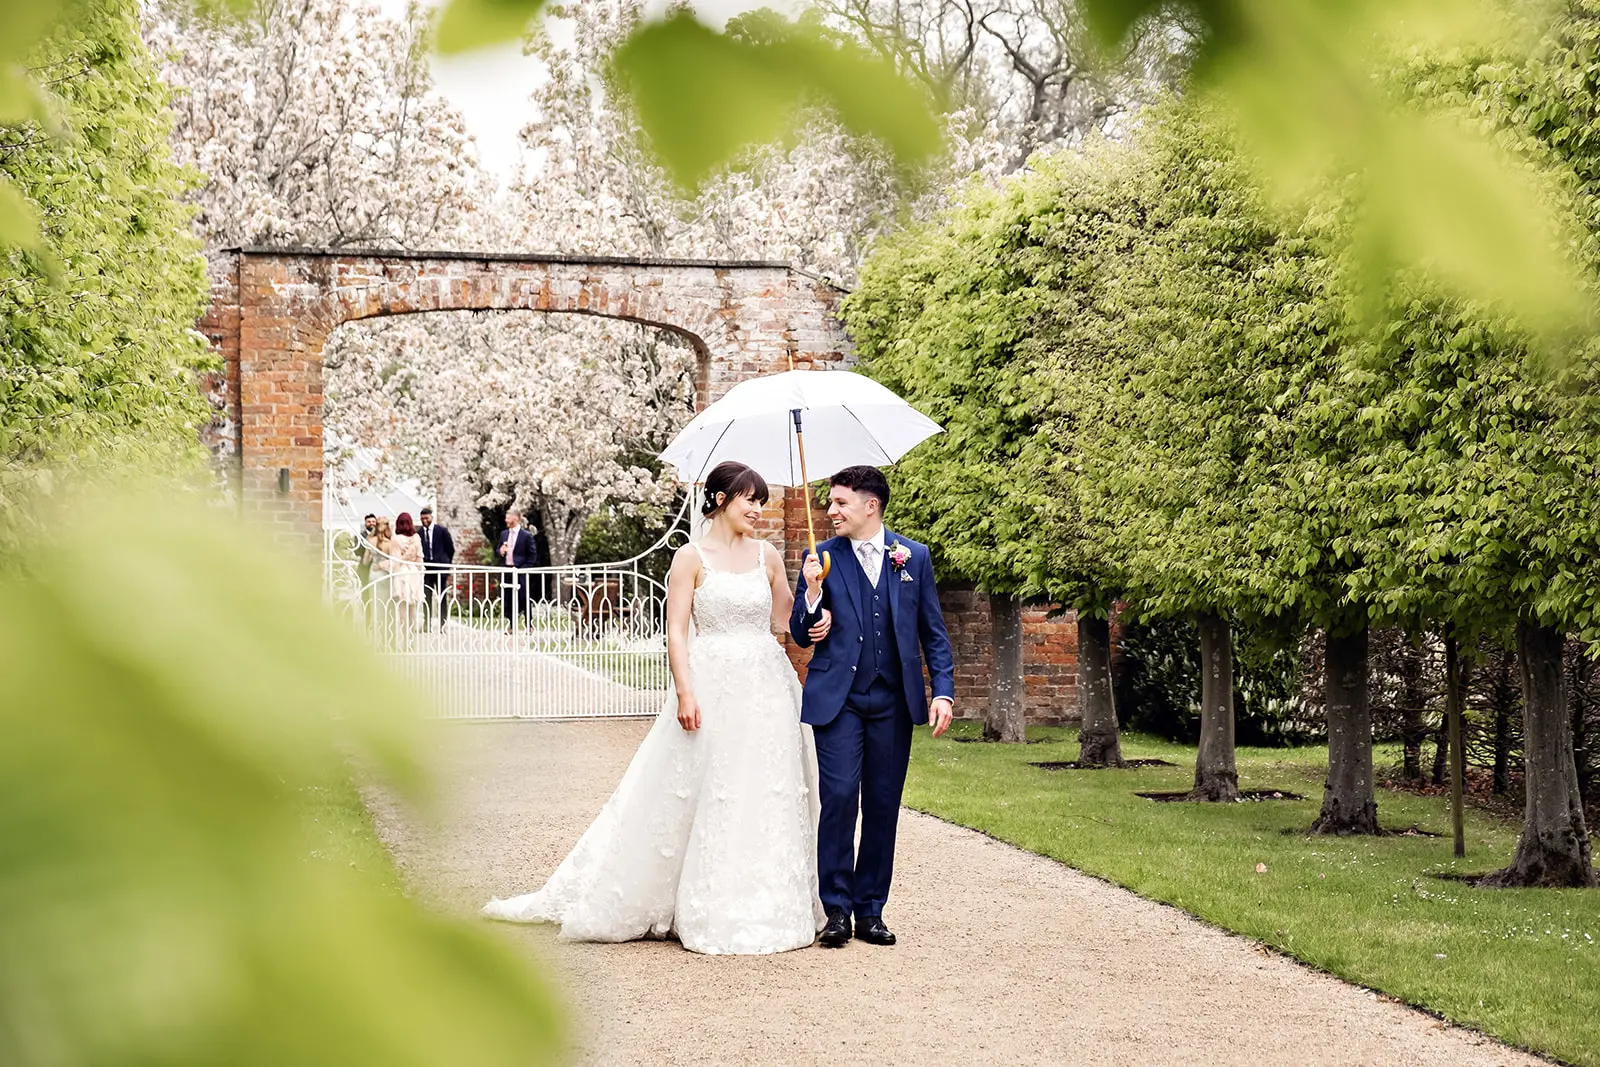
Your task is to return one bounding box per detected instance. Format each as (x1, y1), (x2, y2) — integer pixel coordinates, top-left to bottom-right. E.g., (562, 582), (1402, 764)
(793, 412), (831, 580)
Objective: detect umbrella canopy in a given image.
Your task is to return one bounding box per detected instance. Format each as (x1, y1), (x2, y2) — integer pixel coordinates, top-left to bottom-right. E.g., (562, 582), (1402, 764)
(659, 369), (941, 486)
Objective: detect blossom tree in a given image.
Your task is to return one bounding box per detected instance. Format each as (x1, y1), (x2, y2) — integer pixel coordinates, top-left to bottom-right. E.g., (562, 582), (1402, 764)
(145, 0), (481, 249)
(324, 311), (696, 566)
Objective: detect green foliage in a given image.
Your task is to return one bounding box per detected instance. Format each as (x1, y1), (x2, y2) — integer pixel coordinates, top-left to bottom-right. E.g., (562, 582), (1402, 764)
(573, 489), (687, 587)
(431, 0), (944, 189)
(1272, 2), (1600, 643)
(1118, 618), (1315, 745)
(1044, 102), (1335, 627)
(0, 0), (213, 505)
(0, 483), (566, 1067)
(908, 722), (1600, 1066)
(434, 0), (545, 55)
(842, 147), (1136, 611)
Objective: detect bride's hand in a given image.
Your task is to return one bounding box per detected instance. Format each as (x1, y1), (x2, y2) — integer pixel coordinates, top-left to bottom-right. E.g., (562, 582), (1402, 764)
(808, 609), (832, 642)
(676, 694), (701, 731)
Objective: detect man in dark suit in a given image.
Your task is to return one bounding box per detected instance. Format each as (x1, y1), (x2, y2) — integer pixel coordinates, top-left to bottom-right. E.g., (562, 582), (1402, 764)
(790, 465), (955, 950)
(418, 506), (455, 632)
(497, 510), (538, 633)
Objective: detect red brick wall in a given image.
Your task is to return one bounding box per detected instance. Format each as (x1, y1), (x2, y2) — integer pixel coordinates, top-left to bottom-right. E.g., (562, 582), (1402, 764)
(936, 585), (1082, 726)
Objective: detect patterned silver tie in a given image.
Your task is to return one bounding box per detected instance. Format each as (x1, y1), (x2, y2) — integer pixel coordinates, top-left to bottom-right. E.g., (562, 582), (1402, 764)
(859, 542), (879, 586)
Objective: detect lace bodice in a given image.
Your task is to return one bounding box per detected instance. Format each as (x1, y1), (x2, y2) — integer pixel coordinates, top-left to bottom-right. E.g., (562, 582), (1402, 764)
(691, 545), (773, 637)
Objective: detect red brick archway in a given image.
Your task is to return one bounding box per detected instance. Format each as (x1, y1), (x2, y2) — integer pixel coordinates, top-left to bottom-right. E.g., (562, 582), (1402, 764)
(199, 246), (1084, 724)
(200, 248), (849, 558)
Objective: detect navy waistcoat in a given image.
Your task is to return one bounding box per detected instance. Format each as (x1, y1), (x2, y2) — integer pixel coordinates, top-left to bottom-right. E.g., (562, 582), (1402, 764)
(850, 549), (902, 696)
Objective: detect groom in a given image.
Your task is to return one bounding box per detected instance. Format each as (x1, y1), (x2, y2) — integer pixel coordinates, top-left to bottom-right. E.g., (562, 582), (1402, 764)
(790, 465), (955, 949)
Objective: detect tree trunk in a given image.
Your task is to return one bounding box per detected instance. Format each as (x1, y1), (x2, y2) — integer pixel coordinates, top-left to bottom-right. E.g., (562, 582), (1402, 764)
(1446, 634), (1466, 858)
(1191, 612), (1239, 801)
(1572, 647), (1595, 806)
(1076, 613), (1125, 767)
(1398, 632), (1426, 782)
(1491, 652), (1516, 797)
(1431, 714), (1450, 786)
(1312, 627), (1381, 835)
(985, 592), (1026, 743)
(538, 501), (589, 568)
(1482, 621), (1596, 888)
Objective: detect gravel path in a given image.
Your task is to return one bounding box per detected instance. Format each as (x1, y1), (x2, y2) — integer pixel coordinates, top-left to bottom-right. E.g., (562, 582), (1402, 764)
(371, 719), (1547, 1067)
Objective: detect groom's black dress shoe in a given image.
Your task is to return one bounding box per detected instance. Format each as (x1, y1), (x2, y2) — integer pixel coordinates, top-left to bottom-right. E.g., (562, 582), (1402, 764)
(818, 912), (852, 948)
(854, 916), (896, 946)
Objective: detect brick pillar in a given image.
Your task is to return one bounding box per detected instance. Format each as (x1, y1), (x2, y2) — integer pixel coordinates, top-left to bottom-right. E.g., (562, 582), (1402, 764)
(237, 255), (324, 551)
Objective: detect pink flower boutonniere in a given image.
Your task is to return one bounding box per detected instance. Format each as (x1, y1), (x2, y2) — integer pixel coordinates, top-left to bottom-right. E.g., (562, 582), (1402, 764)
(888, 541), (913, 582)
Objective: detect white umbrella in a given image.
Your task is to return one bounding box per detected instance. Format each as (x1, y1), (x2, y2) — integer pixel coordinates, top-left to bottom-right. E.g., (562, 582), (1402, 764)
(660, 370), (941, 486)
(659, 368), (942, 577)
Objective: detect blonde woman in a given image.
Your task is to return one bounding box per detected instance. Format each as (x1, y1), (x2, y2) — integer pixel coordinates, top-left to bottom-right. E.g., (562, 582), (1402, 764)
(368, 517), (396, 611)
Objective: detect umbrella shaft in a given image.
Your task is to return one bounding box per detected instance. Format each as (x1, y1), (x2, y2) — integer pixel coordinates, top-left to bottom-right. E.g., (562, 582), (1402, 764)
(796, 429), (817, 553)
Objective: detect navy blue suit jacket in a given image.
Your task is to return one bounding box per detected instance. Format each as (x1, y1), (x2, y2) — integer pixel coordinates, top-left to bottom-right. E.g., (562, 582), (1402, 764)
(788, 530), (955, 727)
(420, 523), (454, 565)
(497, 527), (537, 568)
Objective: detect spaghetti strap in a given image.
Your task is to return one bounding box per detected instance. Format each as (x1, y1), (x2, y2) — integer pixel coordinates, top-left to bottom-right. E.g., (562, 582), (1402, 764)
(689, 541), (712, 571)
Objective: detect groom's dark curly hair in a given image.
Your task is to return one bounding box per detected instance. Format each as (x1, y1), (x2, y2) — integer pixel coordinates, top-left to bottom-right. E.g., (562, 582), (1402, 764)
(830, 465), (890, 512)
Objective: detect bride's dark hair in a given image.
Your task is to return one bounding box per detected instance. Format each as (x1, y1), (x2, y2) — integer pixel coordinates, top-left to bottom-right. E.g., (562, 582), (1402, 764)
(702, 461), (770, 517)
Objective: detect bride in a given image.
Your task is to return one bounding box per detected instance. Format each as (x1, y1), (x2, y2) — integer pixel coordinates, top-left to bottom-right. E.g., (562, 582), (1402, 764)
(483, 461), (830, 954)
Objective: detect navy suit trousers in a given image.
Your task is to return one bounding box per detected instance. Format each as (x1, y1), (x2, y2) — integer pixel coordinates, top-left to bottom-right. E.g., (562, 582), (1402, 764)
(812, 675), (914, 919)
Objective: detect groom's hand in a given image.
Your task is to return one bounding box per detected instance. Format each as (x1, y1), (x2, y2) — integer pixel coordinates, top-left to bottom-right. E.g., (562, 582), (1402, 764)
(929, 697), (954, 738)
(808, 609), (832, 642)
(802, 553), (825, 599)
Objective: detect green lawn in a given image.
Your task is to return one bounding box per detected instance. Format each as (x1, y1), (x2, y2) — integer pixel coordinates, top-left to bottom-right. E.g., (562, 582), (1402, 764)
(297, 775), (402, 894)
(906, 723), (1600, 1066)
(551, 649), (671, 690)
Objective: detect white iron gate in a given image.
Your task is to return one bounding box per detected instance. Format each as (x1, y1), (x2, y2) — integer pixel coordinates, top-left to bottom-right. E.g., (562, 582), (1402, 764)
(325, 510), (687, 720)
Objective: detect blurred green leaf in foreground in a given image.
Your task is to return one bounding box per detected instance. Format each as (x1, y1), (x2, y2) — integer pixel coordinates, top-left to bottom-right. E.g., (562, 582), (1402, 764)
(0, 483), (565, 1067)
(433, 0), (941, 189)
(1081, 0), (1590, 332)
(611, 10), (943, 189)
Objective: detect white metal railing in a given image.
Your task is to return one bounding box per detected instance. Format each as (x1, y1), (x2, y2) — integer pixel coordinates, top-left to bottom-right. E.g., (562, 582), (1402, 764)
(325, 506), (689, 720)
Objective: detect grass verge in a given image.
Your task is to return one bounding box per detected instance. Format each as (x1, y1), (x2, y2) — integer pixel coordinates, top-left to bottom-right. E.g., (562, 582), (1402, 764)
(906, 722), (1600, 1066)
(551, 650), (671, 691)
(298, 775), (403, 894)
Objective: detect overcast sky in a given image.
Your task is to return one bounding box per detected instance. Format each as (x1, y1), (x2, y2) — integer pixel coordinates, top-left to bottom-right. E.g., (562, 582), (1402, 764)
(379, 0), (800, 177)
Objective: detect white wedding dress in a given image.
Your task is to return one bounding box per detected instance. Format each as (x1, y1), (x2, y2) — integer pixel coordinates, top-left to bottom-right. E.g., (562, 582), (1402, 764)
(483, 543), (826, 955)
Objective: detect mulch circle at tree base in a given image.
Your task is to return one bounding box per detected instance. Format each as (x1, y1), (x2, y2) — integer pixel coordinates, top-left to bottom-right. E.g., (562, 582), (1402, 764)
(1029, 759), (1178, 769)
(951, 736), (1054, 744)
(1136, 790), (1305, 802)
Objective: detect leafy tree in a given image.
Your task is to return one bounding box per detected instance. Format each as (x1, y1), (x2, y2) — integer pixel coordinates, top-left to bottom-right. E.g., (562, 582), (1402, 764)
(1081, 0), (1590, 331)
(844, 149), (1127, 759)
(1272, 4), (1600, 872)
(1050, 105), (1332, 799)
(0, 0), (212, 510)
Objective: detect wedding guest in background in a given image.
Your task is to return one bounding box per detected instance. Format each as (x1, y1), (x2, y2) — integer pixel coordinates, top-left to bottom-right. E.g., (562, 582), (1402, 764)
(355, 513), (378, 617)
(497, 510), (537, 634)
(370, 517), (396, 628)
(419, 506), (455, 632)
(391, 512), (426, 635)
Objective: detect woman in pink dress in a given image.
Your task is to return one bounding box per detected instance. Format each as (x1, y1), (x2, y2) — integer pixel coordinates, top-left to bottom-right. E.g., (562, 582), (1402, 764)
(390, 512), (425, 634)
